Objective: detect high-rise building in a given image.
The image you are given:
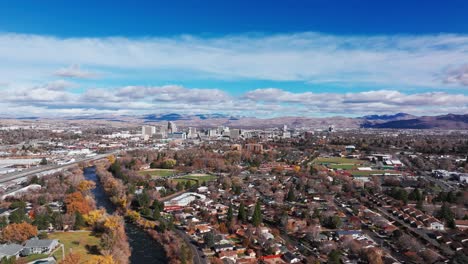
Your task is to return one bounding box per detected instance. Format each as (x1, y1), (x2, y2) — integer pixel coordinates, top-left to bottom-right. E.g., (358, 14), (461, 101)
(168, 121), (177, 133)
(187, 127), (198, 138)
(229, 129), (241, 139)
(154, 125), (168, 138)
(142, 126), (156, 138)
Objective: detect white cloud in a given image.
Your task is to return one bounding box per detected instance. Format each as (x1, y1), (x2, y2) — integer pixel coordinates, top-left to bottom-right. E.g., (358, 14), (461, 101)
(54, 64), (97, 79)
(443, 64), (468, 86)
(0, 83), (466, 117)
(1, 32), (468, 117)
(1, 32), (468, 87)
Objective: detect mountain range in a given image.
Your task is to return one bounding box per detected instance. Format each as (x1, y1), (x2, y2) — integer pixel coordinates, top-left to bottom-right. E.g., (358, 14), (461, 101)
(1, 113), (467, 130)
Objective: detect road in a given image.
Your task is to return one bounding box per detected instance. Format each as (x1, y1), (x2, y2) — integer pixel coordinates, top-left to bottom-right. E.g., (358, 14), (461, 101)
(174, 228), (206, 264)
(0, 153), (114, 184)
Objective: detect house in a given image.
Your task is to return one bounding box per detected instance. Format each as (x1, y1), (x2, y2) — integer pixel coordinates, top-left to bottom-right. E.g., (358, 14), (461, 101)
(195, 224), (211, 234)
(0, 244), (23, 259)
(282, 252), (301, 263)
(455, 220), (468, 231)
(213, 243), (234, 252)
(22, 239), (59, 255)
(336, 230), (362, 239)
(428, 220), (445, 231)
(218, 250), (238, 261)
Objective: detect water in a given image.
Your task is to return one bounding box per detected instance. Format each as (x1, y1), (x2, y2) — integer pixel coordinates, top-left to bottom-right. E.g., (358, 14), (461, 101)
(84, 167), (168, 263)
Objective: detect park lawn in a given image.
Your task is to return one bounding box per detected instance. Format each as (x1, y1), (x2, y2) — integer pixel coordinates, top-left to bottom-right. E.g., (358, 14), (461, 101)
(48, 231), (101, 263)
(328, 164), (358, 170)
(172, 174), (217, 184)
(138, 168), (176, 178)
(313, 157), (364, 165)
(185, 174), (217, 182)
(21, 254), (49, 263)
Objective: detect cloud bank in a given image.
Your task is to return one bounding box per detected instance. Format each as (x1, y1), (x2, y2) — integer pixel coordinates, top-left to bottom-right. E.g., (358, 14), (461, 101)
(0, 32), (467, 117)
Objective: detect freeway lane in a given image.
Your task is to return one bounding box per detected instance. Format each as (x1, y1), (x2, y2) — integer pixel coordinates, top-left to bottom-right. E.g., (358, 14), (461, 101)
(0, 153), (113, 184)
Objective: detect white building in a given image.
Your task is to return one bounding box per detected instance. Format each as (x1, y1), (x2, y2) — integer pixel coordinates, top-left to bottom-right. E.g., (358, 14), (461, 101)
(142, 126), (156, 138)
(187, 127), (198, 138)
(164, 192), (206, 207)
(22, 239), (59, 255)
(168, 121), (178, 133)
(428, 221), (445, 231)
(169, 132), (187, 140)
(229, 129), (241, 139)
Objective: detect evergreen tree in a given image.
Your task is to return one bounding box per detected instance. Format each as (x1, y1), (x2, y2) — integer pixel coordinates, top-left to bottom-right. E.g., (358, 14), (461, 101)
(251, 200), (262, 227)
(286, 185), (296, 202)
(203, 232), (215, 248)
(39, 157), (48, 165)
(185, 180), (192, 190)
(226, 204), (233, 223)
(437, 203), (455, 228)
(328, 250), (342, 264)
(153, 206), (161, 220)
(152, 199), (164, 211)
(416, 199), (424, 210)
(32, 213), (50, 230)
(137, 191), (150, 208)
(238, 202), (247, 223)
(0, 216), (7, 229)
(409, 188), (422, 201)
(74, 212), (85, 229)
(9, 208), (27, 224)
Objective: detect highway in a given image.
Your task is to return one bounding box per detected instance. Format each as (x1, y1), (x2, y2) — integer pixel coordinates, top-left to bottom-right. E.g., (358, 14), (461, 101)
(0, 153), (113, 184)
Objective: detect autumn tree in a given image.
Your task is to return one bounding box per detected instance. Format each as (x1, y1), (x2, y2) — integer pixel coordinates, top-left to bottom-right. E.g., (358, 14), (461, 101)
(2, 222), (38, 243)
(65, 192), (93, 214)
(60, 252), (82, 264)
(77, 180), (96, 193)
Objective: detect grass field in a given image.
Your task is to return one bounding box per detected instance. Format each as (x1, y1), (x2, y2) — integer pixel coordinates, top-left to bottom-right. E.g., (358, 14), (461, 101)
(138, 169), (176, 178)
(22, 254), (49, 263)
(313, 157), (364, 165)
(328, 164), (358, 170)
(172, 174), (217, 184)
(48, 231), (101, 263)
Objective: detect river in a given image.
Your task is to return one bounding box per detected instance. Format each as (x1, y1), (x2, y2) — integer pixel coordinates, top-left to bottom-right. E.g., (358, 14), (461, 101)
(84, 167), (168, 263)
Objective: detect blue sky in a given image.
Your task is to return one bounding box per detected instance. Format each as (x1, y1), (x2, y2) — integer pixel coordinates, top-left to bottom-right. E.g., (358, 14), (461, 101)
(0, 0), (467, 117)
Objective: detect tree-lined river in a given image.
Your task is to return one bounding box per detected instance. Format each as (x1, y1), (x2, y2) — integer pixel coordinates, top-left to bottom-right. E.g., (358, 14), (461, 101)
(84, 167), (167, 263)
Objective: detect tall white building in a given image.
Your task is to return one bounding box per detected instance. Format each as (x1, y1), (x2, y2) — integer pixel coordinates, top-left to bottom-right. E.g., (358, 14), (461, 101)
(168, 121), (178, 133)
(229, 129), (241, 139)
(188, 127), (198, 138)
(142, 126), (156, 138)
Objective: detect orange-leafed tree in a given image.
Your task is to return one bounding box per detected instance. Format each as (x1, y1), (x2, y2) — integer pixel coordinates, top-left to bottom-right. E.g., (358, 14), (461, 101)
(65, 192), (93, 214)
(2, 222), (38, 243)
(85, 255), (115, 264)
(77, 180), (96, 193)
(60, 252), (82, 264)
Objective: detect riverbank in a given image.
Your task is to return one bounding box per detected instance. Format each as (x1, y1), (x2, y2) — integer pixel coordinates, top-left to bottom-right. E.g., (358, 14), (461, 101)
(92, 162), (195, 264)
(84, 166), (168, 263)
